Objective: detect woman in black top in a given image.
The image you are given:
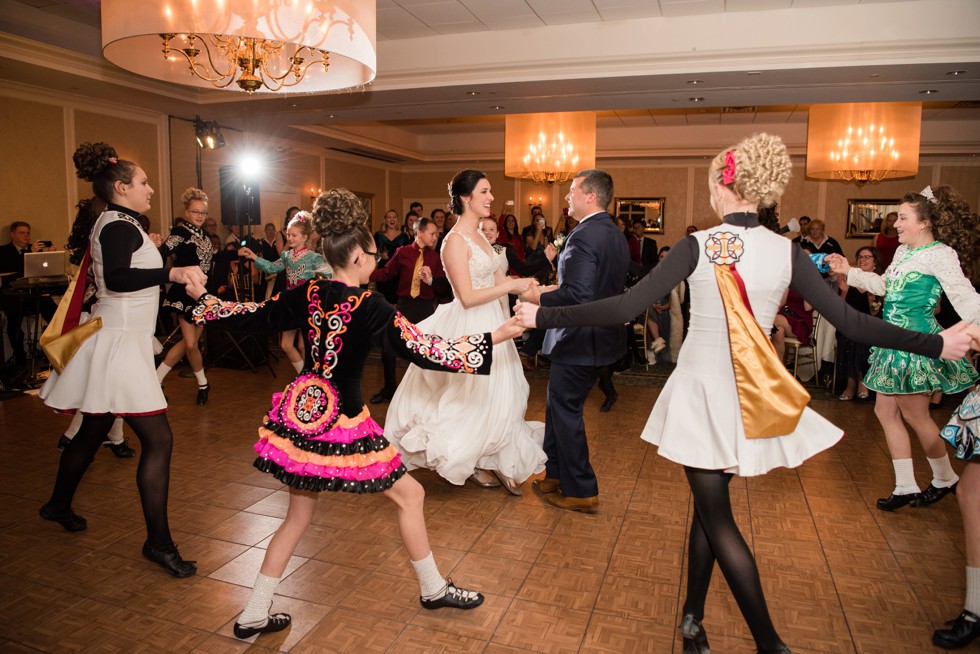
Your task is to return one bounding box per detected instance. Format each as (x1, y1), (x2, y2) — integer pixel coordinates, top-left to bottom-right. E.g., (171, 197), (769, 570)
(38, 142), (205, 578)
(835, 246), (883, 400)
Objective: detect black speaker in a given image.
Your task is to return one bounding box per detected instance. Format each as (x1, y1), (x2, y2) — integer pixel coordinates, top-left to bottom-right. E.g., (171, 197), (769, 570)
(218, 165), (261, 226)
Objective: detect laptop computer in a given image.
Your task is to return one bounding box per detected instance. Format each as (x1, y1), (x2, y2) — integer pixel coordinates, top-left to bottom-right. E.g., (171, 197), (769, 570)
(24, 251), (67, 279)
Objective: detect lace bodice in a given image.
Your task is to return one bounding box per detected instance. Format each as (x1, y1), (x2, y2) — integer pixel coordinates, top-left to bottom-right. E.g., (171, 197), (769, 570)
(443, 231), (498, 294)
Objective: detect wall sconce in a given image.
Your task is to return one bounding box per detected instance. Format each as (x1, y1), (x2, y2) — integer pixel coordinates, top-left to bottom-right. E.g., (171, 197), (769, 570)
(528, 195), (544, 208)
(309, 187), (322, 204)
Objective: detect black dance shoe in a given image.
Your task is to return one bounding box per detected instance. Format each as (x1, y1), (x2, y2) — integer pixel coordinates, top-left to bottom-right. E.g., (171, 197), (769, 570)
(679, 613), (710, 654)
(911, 482), (957, 508)
(370, 388), (394, 404)
(57, 435), (70, 450)
(420, 578), (484, 610)
(103, 439), (136, 458)
(233, 613), (292, 639)
(875, 492), (920, 511)
(196, 383), (210, 405)
(142, 541), (197, 578)
(933, 610), (980, 649)
(39, 503), (87, 532)
(600, 392), (618, 413)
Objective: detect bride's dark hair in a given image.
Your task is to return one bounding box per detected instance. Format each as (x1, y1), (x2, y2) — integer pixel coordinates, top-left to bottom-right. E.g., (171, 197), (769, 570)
(448, 169), (486, 216)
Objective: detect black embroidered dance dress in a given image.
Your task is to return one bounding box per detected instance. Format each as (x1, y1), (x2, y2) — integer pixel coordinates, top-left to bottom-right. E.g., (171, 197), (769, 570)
(161, 221), (213, 315)
(191, 280), (493, 493)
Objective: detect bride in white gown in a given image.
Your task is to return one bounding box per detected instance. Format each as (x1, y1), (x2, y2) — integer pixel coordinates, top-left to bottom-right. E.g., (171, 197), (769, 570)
(383, 170), (547, 494)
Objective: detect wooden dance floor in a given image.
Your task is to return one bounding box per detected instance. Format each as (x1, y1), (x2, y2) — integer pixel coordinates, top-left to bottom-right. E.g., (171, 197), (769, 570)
(0, 357), (968, 653)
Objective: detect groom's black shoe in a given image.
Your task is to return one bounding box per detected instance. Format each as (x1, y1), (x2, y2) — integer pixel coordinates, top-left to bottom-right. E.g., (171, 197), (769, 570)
(370, 387), (394, 404)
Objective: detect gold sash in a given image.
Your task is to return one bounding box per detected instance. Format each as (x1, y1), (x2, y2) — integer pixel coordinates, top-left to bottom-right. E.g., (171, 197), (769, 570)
(40, 249), (102, 374)
(714, 264), (810, 439)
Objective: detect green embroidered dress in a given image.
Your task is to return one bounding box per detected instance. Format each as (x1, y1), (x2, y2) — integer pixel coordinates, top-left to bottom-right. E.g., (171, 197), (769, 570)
(848, 241), (980, 395)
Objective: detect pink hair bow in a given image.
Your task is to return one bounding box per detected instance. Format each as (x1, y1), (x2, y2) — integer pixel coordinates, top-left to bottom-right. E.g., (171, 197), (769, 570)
(722, 151), (736, 185)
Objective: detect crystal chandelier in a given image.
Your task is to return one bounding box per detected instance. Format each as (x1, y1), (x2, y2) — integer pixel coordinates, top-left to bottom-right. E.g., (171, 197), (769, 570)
(806, 102), (921, 186)
(505, 113), (597, 184)
(101, 1), (376, 95)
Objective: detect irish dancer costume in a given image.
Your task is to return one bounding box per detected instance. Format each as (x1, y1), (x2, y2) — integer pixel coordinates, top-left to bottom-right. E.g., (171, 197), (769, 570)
(847, 241), (980, 395)
(160, 220), (213, 314)
(251, 246), (325, 289)
(191, 280), (494, 492)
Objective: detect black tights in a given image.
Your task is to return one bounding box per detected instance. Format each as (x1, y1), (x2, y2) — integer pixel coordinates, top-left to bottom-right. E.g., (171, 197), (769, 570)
(683, 467), (784, 652)
(47, 413), (176, 548)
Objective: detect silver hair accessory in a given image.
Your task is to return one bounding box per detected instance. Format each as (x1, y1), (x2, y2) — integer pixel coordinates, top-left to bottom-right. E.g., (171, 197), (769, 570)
(920, 186), (937, 203)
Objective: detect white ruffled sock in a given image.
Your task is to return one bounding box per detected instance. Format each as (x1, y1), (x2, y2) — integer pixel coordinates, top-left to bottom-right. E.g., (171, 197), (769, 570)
(238, 573), (280, 627)
(966, 567), (980, 617)
(892, 459), (920, 496)
(193, 368), (208, 388)
(156, 363), (172, 384)
(927, 454), (959, 489)
(411, 552), (446, 599)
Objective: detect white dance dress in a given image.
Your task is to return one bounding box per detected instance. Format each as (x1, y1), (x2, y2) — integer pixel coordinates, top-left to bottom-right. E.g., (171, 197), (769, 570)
(40, 209), (167, 416)
(384, 231), (546, 484)
(533, 214), (946, 477)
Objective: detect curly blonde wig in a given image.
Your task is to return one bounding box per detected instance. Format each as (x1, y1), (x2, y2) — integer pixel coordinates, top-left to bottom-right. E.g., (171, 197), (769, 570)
(181, 187), (208, 209)
(709, 133), (791, 208)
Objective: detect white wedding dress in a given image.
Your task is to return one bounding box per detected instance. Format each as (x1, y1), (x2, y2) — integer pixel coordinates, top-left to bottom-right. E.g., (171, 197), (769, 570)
(383, 231), (546, 485)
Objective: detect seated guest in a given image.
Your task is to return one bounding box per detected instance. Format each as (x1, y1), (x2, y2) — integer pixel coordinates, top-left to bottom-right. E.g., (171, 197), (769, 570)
(771, 287), (814, 361)
(0, 221), (58, 364)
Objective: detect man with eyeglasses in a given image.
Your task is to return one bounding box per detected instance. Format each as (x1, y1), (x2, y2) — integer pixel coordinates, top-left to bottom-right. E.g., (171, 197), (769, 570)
(367, 216), (447, 403)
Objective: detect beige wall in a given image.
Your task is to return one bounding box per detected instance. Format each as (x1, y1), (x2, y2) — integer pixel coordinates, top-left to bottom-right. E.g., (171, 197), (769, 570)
(0, 97), (68, 246)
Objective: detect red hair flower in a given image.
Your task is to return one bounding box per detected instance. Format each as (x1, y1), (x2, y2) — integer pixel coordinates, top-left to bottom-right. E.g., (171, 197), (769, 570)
(107, 157), (118, 165)
(722, 151), (735, 185)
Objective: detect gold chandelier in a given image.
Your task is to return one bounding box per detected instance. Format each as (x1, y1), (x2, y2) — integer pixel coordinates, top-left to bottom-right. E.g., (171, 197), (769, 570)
(101, 1), (376, 95)
(806, 102), (921, 185)
(505, 113), (597, 184)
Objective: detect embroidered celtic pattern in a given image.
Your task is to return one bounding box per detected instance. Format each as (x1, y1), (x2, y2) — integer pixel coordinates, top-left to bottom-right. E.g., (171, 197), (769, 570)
(394, 312), (488, 372)
(705, 231), (744, 265)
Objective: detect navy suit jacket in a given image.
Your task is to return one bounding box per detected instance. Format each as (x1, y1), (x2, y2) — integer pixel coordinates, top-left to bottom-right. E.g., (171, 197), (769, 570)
(540, 212), (629, 366)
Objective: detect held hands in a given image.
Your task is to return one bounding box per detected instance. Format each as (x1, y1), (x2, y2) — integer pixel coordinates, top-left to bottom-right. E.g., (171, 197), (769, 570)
(938, 321), (978, 360)
(171, 266), (208, 299)
(825, 254), (850, 276)
(148, 233), (163, 248)
(508, 277), (536, 295)
(513, 299), (540, 329)
(238, 247), (256, 260)
(491, 316), (525, 344)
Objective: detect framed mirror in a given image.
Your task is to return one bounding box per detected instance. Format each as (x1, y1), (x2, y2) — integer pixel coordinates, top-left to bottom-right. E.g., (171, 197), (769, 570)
(613, 197), (666, 235)
(846, 199), (900, 239)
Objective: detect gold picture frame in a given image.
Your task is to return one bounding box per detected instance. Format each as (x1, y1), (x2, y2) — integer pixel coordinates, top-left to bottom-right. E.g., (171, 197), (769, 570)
(613, 197), (665, 235)
(846, 199), (900, 239)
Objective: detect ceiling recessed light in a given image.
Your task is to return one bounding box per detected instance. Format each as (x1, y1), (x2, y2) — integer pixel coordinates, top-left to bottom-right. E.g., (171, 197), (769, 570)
(919, 89), (939, 94)
(291, 103), (298, 108)
(327, 114), (335, 118)
(491, 105), (504, 110)
(687, 79), (704, 85)
(746, 71), (762, 76)
(946, 70), (967, 76)
(466, 91), (481, 96)
(869, 74), (880, 78)
(689, 97), (705, 102)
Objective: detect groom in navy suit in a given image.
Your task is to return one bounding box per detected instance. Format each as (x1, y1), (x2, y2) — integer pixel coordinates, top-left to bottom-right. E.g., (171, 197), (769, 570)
(522, 170), (629, 512)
